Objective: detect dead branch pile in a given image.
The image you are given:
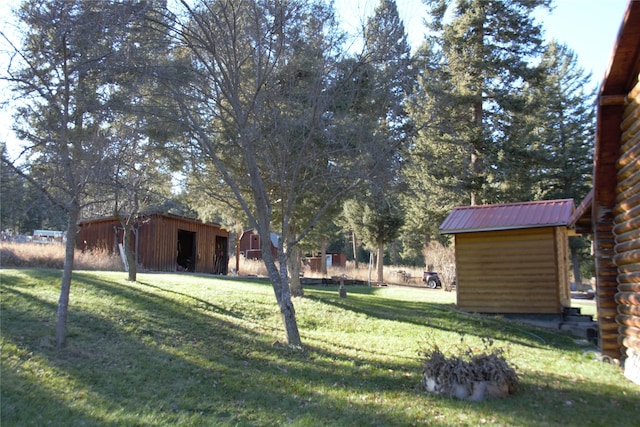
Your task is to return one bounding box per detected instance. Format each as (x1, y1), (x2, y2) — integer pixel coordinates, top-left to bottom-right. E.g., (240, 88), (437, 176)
(421, 339), (518, 401)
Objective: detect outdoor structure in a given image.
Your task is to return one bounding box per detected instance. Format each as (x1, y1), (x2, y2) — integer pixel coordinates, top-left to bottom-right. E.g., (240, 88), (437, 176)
(78, 212), (229, 275)
(238, 228), (278, 260)
(303, 253), (347, 272)
(440, 199), (574, 315)
(570, 0), (640, 384)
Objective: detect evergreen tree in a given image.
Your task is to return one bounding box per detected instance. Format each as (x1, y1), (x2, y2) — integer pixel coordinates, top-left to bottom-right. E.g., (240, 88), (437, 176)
(420, 0), (552, 205)
(529, 41), (595, 284)
(402, 0), (552, 263)
(341, 0), (411, 283)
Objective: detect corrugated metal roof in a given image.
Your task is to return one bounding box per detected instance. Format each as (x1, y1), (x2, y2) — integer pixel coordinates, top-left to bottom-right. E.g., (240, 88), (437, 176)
(439, 199), (575, 234)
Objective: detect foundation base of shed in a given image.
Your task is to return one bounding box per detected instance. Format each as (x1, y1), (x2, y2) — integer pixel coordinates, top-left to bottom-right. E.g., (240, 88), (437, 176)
(502, 308), (598, 345)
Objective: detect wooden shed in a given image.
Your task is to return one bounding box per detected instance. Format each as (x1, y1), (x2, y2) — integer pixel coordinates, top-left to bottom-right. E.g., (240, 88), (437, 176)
(78, 212), (229, 275)
(570, 0), (640, 384)
(440, 199), (574, 315)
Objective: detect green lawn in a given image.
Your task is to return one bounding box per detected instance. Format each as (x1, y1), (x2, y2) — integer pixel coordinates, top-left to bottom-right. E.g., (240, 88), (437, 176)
(1, 269), (638, 426)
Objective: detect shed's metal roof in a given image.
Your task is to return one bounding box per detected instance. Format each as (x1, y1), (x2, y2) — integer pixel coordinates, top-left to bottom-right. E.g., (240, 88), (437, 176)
(439, 199), (575, 234)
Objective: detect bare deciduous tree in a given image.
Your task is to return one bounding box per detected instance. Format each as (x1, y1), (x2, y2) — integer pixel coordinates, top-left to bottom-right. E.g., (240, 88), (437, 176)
(1, 0), (155, 348)
(162, 0), (392, 346)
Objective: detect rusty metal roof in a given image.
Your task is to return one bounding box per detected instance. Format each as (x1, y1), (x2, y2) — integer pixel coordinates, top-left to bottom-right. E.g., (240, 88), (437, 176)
(439, 199), (575, 234)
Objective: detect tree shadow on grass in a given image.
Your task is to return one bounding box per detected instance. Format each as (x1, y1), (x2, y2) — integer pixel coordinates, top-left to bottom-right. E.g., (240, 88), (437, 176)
(2, 270), (637, 426)
(1, 270), (428, 425)
(304, 285), (578, 352)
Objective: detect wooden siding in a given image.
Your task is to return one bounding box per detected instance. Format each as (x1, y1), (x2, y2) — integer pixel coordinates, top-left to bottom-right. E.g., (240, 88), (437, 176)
(78, 214), (229, 275)
(615, 78), (640, 383)
(77, 219), (118, 252)
(455, 227), (568, 314)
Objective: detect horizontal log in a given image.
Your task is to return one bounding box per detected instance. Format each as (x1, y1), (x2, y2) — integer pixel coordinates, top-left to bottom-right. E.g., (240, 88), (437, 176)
(594, 270), (618, 281)
(621, 99), (640, 132)
(601, 344), (620, 357)
(617, 132), (640, 167)
(613, 192), (640, 217)
(457, 306), (560, 314)
(620, 336), (640, 352)
(619, 304), (640, 317)
(616, 314), (640, 329)
(597, 296), (619, 310)
(598, 286), (620, 297)
(618, 325), (640, 341)
(600, 330), (620, 341)
(616, 168), (640, 199)
(600, 333), (621, 346)
(598, 306), (619, 318)
(617, 281), (640, 292)
(458, 297), (557, 306)
(615, 292), (640, 306)
(599, 320), (621, 333)
(457, 258), (558, 266)
(458, 282), (559, 290)
(595, 237), (616, 249)
(613, 217), (640, 240)
(619, 263), (640, 275)
(621, 121), (640, 145)
(614, 250), (640, 267)
(614, 238), (640, 254)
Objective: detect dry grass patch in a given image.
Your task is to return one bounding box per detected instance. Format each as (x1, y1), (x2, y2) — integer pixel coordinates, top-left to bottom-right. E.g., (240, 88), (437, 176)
(0, 242), (122, 271)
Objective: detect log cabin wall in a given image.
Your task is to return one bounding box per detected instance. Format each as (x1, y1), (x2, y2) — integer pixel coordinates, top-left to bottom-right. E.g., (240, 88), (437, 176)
(615, 77), (640, 384)
(454, 227), (567, 314)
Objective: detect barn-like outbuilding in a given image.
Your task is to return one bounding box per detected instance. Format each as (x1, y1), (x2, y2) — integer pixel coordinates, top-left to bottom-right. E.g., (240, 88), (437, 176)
(78, 212), (229, 275)
(440, 199), (574, 315)
(238, 228), (278, 260)
(570, 0), (640, 385)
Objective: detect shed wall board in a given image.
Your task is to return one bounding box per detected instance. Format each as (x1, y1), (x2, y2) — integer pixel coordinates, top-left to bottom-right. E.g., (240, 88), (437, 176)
(77, 214), (228, 274)
(455, 227), (566, 314)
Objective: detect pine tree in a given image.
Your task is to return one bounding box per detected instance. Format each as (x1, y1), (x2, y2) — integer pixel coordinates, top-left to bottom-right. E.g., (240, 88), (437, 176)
(420, 0), (552, 205)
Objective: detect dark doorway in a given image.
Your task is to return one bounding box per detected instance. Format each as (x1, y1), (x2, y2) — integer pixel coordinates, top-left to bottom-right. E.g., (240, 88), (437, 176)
(214, 236), (228, 275)
(177, 230), (196, 272)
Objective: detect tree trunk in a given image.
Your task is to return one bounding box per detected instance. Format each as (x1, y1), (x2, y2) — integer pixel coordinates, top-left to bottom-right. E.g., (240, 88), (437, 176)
(377, 240), (384, 284)
(261, 229), (302, 347)
(287, 238), (304, 297)
(235, 231), (241, 275)
(56, 208), (79, 349)
(352, 230), (359, 269)
(270, 259), (302, 346)
(124, 223), (137, 282)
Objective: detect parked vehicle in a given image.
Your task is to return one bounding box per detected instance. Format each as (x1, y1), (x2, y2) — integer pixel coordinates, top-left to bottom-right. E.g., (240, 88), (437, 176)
(422, 271), (442, 289)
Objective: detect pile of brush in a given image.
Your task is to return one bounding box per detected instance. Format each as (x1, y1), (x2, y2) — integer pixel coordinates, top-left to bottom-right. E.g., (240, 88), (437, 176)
(422, 338), (518, 401)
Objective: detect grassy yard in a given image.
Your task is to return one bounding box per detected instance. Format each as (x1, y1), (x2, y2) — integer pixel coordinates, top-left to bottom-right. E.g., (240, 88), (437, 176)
(1, 269), (637, 426)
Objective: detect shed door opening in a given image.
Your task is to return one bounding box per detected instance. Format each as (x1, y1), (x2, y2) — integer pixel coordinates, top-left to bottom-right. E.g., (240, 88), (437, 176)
(214, 236), (228, 275)
(177, 230), (196, 272)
